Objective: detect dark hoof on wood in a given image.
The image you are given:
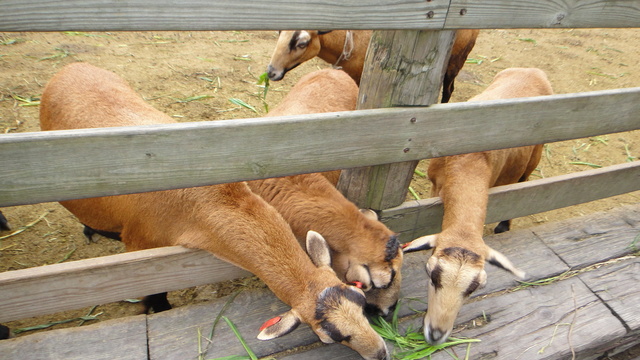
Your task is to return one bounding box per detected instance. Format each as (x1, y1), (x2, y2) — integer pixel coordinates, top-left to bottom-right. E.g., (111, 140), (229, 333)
(494, 220), (511, 234)
(0, 324), (11, 340)
(0, 211), (10, 231)
(143, 292), (172, 313)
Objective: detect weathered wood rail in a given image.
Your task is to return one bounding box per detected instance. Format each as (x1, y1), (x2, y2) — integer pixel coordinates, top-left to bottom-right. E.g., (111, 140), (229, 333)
(2, 0), (639, 31)
(0, 0), (639, 359)
(2, 87), (639, 207)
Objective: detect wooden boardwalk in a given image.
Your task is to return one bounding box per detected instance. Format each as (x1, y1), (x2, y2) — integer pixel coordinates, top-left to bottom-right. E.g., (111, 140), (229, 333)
(1, 204), (638, 360)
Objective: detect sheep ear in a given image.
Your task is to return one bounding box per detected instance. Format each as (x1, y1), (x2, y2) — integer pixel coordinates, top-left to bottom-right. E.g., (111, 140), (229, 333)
(306, 230), (332, 268)
(486, 246), (526, 279)
(402, 234), (438, 253)
(257, 311), (301, 340)
(359, 208), (379, 221)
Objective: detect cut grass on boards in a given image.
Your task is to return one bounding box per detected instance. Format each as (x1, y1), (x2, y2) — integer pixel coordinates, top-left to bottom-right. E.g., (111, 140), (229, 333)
(371, 305), (479, 360)
(201, 292), (479, 360)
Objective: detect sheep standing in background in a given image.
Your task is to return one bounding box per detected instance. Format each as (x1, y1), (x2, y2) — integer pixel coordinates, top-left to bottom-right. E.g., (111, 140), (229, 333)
(266, 29), (479, 103)
(404, 68), (554, 345)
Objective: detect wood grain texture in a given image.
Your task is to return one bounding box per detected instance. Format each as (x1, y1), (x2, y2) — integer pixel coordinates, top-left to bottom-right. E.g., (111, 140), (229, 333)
(147, 288), (317, 359)
(430, 277), (626, 360)
(580, 258), (640, 331)
(0, 0), (447, 32)
(337, 29), (456, 209)
(280, 278), (629, 359)
(1, 0), (638, 32)
(381, 161), (640, 241)
(533, 204), (640, 268)
(446, 0), (640, 29)
(0, 315), (147, 360)
(0, 246), (251, 323)
(1, 87), (638, 207)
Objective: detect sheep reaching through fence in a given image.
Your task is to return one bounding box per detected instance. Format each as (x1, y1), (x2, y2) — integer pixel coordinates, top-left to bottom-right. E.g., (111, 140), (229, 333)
(247, 68), (402, 316)
(266, 29), (479, 103)
(38, 63), (390, 360)
(403, 67), (554, 345)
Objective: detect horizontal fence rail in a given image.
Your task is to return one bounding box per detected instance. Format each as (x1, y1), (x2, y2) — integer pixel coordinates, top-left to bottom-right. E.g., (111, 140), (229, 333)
(382, 161), (640, 241)
(1, 160), (638, 323)
(0, 246), (251, 323)
(1, 87), (639, 207)
(1, 0), (639, 32)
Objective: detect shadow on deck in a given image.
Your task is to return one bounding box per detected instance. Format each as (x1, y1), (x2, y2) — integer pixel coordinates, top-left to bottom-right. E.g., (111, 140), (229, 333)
(1, 204), (639, 360)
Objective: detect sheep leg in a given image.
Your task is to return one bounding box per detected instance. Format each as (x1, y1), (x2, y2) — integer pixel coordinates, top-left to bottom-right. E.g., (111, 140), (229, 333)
(494, 220), (511, 233)
(82, 224), (122, 243)
(0, 324), (10, 340)
(493, 171), (535, 234)
(0, 211), (10, 231)
(441, 73), (454, 104)
(142, 292), (172, 313)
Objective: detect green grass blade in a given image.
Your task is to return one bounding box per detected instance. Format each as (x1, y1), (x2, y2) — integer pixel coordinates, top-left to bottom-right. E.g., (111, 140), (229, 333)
(568, 161), (602, 168)
(222, 316), (257, 360)
(371, 304), (479, 359)
(229, 98), (258, 113)
(408, 186), (421, 200)
(13, 314), (101, 334)
(414, 169), (427, 177)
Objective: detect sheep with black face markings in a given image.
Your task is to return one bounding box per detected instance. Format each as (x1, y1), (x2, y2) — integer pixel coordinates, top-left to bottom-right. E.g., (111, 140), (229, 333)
(266, 29), (479, 103)
(404, 68), (553, 345)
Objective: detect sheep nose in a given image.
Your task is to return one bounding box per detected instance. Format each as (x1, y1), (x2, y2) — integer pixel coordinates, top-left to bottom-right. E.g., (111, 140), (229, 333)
(375, 346), (391, 360)
(266, 65), (284, 81)
(425, 326), (447, 345)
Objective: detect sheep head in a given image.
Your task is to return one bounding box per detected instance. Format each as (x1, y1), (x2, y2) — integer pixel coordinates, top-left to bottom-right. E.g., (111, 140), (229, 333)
(403, 234), (524, 345)
(258, 231), (390, 360)
(267, 30), (325, 81)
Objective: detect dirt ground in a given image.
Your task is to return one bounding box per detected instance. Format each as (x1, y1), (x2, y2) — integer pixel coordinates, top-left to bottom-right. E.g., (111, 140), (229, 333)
(1, 28), (639, 355)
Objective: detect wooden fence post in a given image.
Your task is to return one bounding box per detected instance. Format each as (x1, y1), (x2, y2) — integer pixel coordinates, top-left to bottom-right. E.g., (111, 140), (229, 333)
(337, 29), (456, 210)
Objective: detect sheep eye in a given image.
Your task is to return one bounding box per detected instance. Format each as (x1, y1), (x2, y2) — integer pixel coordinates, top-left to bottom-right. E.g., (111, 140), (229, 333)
(297, 42), (309, 49)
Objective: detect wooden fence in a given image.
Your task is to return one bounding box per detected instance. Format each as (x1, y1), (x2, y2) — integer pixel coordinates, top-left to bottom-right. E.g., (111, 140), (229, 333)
(1, 0), (639, 324)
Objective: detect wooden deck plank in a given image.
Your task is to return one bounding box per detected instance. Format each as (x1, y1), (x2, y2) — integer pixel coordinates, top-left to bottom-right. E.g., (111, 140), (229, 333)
(0, 315), (147, 360)
(429, 278), (628, 359)
(147, 288), (319, 359)
(532, 204), (640, 268)
(281, 277), (627, 359)
(579, 257), (640, 331)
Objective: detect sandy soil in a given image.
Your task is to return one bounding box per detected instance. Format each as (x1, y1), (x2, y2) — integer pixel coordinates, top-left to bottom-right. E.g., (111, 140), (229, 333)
(0, 28), (638, 355)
